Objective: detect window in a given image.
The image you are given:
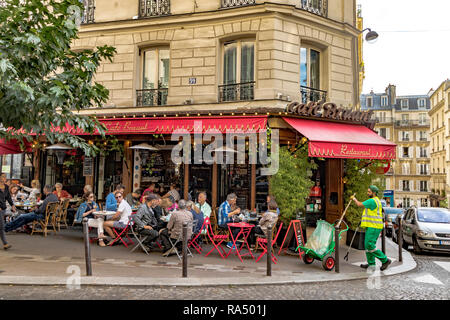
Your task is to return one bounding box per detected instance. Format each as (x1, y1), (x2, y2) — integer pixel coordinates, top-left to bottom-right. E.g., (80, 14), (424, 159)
(419, 131), (427, 141)
(0, 154), (23, 179)
(421, 198), (428, 207)
(300, 47), (326, 102)
(137, 47), (169, 106)
(366, 96), (373, 108)
(418, 113), (427, 125)
(403, 198), (411, 208)
(220, 39), (255, 102)
(419, 147), (427, 158)
(221, 0), (256, 8)
(379, 128), (387, 139)
(401, 114), (409, 125)
(402, 180), (410, 191)
(381, 96), (388, 107)
(402, 131), (409, 142)
(139, 0), (171, 18)
(420, 181), (428, 192)
(402, 163), (410, 175)
(401, 99), (409, 108)
(80, 0), (95, 24)
(419, 164), (428, 175)
(403, 147), (409, 158)
(418, 98), (426, 108)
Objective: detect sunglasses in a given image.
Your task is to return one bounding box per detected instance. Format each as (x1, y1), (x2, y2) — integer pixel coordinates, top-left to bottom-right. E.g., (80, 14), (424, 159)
(115, 196), (122, 199)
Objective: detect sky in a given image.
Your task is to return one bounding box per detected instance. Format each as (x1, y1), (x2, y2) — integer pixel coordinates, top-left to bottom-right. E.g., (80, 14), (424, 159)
(358, 0), (450, 96)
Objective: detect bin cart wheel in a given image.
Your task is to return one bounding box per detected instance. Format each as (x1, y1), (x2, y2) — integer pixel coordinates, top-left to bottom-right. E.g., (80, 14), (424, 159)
(322, 255), (335, 271)
(303, 254), (314, 264)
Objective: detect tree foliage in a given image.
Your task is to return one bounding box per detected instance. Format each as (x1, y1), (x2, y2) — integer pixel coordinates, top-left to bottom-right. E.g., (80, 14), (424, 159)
(344, 160), (386, 230)
(269, 144), (317, 225)
(0, 0), (116, 156)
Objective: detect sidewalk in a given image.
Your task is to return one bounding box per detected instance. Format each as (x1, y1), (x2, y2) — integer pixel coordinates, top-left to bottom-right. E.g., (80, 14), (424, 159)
(0, 227), (416, 287)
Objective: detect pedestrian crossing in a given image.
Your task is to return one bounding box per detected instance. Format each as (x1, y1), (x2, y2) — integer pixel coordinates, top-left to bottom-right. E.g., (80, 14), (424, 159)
(411, 261), (450, 286)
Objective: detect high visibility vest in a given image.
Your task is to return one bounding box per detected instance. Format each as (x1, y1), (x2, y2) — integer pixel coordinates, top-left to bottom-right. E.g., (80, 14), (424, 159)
(360, 196), (383, 229)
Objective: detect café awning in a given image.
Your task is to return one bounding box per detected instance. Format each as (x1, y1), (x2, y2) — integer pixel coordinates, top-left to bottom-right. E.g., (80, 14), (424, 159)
(283, 117), (397, 160)
(61, 116), (268, 135)
(0, 138), (32, 155)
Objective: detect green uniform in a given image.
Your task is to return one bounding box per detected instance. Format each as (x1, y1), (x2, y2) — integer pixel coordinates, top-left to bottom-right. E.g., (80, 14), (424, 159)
(361, 197), (388, 266)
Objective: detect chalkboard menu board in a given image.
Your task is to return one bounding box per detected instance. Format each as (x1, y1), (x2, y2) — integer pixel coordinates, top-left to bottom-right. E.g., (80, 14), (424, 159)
(83, 157), (94, 177)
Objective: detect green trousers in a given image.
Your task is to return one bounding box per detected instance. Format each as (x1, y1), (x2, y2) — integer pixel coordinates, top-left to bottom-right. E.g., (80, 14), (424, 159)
(365, 227), (388, 266)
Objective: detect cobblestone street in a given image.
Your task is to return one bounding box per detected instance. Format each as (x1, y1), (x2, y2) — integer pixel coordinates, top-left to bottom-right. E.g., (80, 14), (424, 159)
(0, 252), (448, 300)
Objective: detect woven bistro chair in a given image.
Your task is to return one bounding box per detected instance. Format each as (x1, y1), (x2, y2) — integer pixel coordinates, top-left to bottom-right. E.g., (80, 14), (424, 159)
(31, 202), (59, 237)
(57, 199), (70, 230)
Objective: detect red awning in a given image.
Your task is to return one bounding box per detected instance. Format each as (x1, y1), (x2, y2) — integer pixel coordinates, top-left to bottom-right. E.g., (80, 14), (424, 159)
(62, 116), (268, 135)
(283, 117), (397, 160)
(0, 139), (32, 155)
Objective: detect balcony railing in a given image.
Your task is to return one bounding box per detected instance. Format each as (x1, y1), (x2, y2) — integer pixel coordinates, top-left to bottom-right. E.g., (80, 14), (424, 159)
(221, 0), (256, 8)
(300, 86), (327, 103)
(136, 88), (168, 107)
(81, 0), (95, 24)
(139, 0), (170, 18)
(395, 120), (430, 127)
(300, 0), (328, 17)
(219, 82), (255, 102)
(375, 117), (394, 124)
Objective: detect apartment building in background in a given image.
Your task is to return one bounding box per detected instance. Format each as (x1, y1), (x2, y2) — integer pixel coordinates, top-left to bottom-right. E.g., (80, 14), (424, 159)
(429, 79), (450, 207)
(361, 84), (431, 208)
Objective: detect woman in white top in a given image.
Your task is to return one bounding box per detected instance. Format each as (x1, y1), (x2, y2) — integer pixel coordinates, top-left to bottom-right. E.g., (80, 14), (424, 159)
(19, 180), (41, 202)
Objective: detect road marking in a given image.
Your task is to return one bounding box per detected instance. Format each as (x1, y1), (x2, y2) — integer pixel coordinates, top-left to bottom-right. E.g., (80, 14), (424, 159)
(413, 273), (443, 285)
(434, 261), (450, 273)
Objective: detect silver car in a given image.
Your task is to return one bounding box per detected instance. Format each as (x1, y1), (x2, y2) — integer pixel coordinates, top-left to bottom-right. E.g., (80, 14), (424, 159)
(401, 207), (450, 254)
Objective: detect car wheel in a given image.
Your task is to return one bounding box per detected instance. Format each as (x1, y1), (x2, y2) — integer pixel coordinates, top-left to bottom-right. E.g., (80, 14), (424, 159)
(413, 236), (422, 255)
(402, 239), (409, 250)
(392, 231), (397, 243)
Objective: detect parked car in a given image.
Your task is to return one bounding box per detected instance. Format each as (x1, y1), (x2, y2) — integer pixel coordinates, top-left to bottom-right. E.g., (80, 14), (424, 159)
(400, 207), (450, 254)
(384, 207), (405, 238)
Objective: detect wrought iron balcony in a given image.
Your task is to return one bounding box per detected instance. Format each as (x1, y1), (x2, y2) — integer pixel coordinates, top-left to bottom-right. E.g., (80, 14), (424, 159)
(221, 0), (256, 8)
(395, 120), (430, 128)
(80, 0), (95, 24)
(300, 86), (327, 103)
(139, 0), (170, 18)
(219, 82), (255, 102)
(136, 88), (168, 107)
(300, 0), (328, 17)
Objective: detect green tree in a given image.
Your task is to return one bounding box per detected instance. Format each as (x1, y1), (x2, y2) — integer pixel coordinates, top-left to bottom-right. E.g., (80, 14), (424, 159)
(344, 160), (386, 230)
(0, 0), (116, 156)
(269, 144), (317, 225)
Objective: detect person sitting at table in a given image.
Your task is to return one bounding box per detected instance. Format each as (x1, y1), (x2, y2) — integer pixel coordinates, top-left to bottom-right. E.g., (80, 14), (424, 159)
(140, 183), (155, 203)
(19, 180), (40, 202)
(143, 191), (165, 230)
(162, 183), (180, 203)
(161, 197), (178, 217)
(249, 200), (279, 248)
(53, 182), (72, 201)
(102, 191), (132, 246)
(218, 193), (242, 250)
(5, 184), (28, 220)
(126, 188), (142, 209)
(133, 193), (160, 250)
(105, 184), (125, 211)
(187, 200), (204, 235)
(4, 185), (58, 233)
(267, 195), (280, 215)
(73, 191), (100, 224)
(159, 199), (193, 257)
(194, 192), (211, 237)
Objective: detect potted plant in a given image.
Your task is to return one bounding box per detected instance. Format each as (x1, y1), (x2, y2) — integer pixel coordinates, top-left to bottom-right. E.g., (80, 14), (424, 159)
(343, 160), (386, 250)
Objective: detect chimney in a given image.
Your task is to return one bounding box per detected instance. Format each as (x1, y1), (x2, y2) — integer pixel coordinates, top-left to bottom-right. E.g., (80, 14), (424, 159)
(386, 84), (396, 105)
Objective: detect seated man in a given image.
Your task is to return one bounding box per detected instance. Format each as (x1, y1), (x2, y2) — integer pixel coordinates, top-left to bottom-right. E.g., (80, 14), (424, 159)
(125, 188), (142, 208)
(105, 184), (125, 211)
(102, 191), (132, 246)
(249, 200), (279, 248)
(4, 185), (58, 232)
(159, 199), (193, 256)
(133, 193), (160, 250)
(194, 192), (211, 236)
(218, 193), (241, 249)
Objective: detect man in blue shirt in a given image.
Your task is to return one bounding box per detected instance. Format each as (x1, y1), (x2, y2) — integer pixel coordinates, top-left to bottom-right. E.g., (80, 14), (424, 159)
(106, 184), (125, 211)
(218, 193), (241, 249)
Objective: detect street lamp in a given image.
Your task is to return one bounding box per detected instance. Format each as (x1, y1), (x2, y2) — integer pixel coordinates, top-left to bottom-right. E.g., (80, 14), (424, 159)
(362, 28), (379, 44)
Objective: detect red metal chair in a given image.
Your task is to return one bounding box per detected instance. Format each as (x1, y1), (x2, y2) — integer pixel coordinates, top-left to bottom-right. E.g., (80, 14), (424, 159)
(203, 217), (229, 259)
(255, 223), (283, 263)
(188, 218), (209, 254)
(108, 216), (135, 248)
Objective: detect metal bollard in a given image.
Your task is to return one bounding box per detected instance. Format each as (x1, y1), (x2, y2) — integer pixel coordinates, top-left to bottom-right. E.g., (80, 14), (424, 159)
(334, 227), (340, 273)
(82, 218), (92, 276)
(381, 227), (386, 254)
(398, 219), (403, 262)
(182, 222), (188, 278)
(267, 224), (273, 277)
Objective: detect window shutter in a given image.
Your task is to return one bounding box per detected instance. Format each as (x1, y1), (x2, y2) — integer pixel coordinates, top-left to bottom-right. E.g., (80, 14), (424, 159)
(398, 131), (402, 141)
(399, 180), (402, 191)
(411, 180), (415, 192)
(410, 131), (414, 142)
(386, 128), (390, 140)
(416, 164), (420, 175)
(408, 147), (412, 158)
(416, 147), (420, 158)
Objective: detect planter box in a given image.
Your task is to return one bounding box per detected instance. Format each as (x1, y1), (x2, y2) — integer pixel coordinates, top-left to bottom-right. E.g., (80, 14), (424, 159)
(346, 229), (365, 250)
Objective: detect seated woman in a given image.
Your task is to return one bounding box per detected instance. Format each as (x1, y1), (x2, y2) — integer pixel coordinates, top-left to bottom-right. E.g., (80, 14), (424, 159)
(4, 183), (28, 221)
(249, 200), (279, 248)
(160, 198), (178, 220)
(19, 180), (40, 202)
(53, 182), (72, 201)
(78, 192), (108, 246)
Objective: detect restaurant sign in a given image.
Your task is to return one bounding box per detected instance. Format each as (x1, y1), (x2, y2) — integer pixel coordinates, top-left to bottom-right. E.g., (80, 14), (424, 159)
(309, 142), (396, 160)
(286, 100), (375, 125)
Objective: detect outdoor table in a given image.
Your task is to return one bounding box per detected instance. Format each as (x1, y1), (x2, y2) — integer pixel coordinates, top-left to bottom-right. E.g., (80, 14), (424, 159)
(226, 222), (255, 263)
(92, 211), (117, 219)
(14, 202), (42, 212)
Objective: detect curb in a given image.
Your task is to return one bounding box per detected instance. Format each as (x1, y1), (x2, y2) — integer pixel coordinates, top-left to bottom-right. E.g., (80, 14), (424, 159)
(0, 239), (416, 287)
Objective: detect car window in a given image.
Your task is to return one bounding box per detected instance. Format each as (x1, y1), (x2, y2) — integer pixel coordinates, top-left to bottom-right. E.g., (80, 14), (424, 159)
(404, 209), (413, 221)
(417, 209), (450, 224)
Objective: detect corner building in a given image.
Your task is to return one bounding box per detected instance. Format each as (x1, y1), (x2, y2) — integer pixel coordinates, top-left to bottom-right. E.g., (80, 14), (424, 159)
(35, 1), (396, 223)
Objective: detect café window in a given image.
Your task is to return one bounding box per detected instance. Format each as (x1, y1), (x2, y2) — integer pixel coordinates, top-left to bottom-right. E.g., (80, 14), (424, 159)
(219, 39), (255, 102)
(0, 154), (24, 179)
(300, 46), (326, 103)
(137, 47), (169, 106)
